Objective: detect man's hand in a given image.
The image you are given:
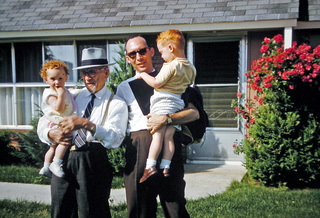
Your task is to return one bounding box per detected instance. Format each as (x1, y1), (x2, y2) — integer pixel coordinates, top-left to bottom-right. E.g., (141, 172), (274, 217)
(48, 128), (72, 146)
(146, 114), (167, 134)
(59, 116), (93, 134)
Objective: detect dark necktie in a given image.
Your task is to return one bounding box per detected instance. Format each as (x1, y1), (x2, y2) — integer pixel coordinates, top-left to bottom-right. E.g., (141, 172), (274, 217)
(73, 94), (96, 149)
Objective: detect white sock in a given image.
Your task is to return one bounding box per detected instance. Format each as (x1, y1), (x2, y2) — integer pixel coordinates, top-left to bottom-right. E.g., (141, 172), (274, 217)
(160, 159), (171, 169)
(53, 157), (63, 165)
(146, 159), (157, 169)
(43, 162), (50, 168)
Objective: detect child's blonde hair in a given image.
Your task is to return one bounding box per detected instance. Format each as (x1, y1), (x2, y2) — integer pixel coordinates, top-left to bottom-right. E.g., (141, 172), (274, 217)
(40, 60), (69, 79)
(156, 29), (185, 51)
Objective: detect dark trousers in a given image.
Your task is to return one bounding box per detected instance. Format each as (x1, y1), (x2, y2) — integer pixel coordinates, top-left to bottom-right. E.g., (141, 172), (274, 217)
(51, 143), (113, 218)
(124, 130), (190, 218)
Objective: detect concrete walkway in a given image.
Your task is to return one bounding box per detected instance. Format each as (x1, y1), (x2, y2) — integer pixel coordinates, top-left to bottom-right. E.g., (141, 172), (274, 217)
(0, 164), (246, 205)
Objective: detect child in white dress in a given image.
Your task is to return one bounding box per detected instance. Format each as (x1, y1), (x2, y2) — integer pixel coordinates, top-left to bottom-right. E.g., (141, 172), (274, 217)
(39, 60), (76, 178)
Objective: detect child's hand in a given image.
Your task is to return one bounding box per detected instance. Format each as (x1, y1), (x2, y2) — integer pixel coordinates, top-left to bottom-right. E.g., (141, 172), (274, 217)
(56, 87), (66, 97)
(135, 72), (142, 79)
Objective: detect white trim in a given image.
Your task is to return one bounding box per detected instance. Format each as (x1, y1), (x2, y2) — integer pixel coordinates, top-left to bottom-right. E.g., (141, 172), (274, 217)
(295, 21), (320, 29)
(196, 84), (238, 87)
(11, 43), (17, 126)
(284, 27), (293, 49)
(0, 125), (33, 130)
(0, 19), (298, 40)
(0, 83), (77, 88)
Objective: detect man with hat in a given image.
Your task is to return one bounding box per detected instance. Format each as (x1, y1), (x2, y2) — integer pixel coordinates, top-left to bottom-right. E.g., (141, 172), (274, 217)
(37, 47), (128, 217)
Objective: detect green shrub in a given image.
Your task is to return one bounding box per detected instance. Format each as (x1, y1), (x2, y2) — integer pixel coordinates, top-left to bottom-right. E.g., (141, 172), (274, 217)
(233, 34), (320, 188)
(10, 117), (48, 168)
(105, 41), (133, 176)
(0, 130), (19, 165)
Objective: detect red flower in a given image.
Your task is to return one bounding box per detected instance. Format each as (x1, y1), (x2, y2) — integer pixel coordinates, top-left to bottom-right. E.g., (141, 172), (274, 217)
(264, 83), (272, 88)
(264, 37), (271, 44)
(235, 106), (239, 113)
(281, 71), (289, 80)
(260, 45), (269, 53)
(258, 97), (264, 105)
(232, 144), (236, 148)
(273, 34), (283, 43)
(237, 92), (242, 97)
(289, 85), (294, 90)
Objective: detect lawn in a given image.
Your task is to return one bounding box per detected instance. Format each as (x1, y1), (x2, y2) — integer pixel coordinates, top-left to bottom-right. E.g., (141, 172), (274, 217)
(0, 165), (320, 217)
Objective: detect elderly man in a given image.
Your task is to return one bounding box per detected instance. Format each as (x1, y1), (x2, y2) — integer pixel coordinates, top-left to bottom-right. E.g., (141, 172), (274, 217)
(117, 35), (199, 218)
(37, 47), (128, 218)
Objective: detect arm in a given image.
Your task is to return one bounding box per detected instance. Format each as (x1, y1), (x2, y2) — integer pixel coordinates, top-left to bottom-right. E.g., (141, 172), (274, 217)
(140, 72), (164, 89)
(94, 98), (128, 149)
(37, 115), (72, 146)
(47, 87), (66, 113)
(59, 116), (96, 134)
(147, 102), (199, 134)
(58, 98), (128, 149)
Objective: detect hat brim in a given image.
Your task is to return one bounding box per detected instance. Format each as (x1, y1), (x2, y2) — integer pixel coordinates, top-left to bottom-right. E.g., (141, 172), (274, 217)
(73, 62), (116, 70)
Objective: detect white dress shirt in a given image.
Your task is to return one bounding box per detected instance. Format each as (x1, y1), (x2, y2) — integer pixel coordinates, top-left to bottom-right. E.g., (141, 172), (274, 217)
(37, 86), (128, 149)
(116, 76), (149, 133)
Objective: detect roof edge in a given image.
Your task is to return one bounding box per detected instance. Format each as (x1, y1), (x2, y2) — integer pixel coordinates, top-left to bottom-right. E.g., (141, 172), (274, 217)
(0, 19), (298, 40)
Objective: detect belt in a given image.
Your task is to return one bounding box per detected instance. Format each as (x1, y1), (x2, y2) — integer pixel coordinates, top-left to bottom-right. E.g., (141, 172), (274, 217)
(70, 142), (102, 151)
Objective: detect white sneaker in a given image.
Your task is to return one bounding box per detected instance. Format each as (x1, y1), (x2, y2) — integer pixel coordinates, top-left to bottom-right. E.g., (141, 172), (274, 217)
(39, 166), (52, 178)
(49, 162), (65, 178)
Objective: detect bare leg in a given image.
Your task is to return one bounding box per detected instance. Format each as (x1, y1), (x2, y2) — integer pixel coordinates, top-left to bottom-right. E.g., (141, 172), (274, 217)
(50, 144), (69, 178)
(147, 125), (166, 160)
(44, 144), (57, 164)
(40, 144), (58, 177)
(139, 126), (167, 183)
(54, 144), (69, 160)
(162, 126), (176, 162)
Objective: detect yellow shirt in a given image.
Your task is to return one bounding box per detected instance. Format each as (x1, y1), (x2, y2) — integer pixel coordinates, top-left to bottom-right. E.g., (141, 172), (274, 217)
(155, 58), (196, 95)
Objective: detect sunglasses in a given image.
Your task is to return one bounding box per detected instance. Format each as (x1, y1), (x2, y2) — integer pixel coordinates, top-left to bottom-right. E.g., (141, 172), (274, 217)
(127, 47), (149, 59)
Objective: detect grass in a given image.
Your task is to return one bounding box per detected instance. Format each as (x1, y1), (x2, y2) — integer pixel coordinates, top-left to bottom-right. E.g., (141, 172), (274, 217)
(0, 165), (124, 189)
(1, 165), (320, 217)
(1, 181), (320, 217)
(186, 181), (320, 218)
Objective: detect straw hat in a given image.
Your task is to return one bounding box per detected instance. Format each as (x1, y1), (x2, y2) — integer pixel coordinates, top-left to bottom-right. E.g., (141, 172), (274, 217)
(73, 47), (115, 70)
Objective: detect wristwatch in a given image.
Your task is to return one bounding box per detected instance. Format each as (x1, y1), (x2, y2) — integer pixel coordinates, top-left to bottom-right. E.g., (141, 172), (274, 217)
(166, 114), (173, 124)
(89, 124), (96, 135)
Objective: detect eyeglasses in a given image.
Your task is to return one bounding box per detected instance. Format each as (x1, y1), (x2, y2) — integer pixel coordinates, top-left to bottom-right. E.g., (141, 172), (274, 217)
(127, 47), (149, 59)
(80, 69), (100, 77)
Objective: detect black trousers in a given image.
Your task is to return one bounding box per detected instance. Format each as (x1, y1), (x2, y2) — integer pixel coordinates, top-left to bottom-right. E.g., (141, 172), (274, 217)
(51, 143), (114, 218)
(124, 130), (190, 218)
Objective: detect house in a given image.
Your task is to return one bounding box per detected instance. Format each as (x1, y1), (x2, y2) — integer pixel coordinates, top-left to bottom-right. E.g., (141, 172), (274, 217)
(0, 0), (319, 164)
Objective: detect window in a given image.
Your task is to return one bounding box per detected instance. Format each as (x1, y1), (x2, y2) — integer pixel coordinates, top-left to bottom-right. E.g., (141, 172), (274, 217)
(15, 42), (42, 82)
(0, 39), (124, 128)
(193, 40), (240, 128)
(0, 43), (12, 83)
(45, 41), (75, 82)
(76, 40), (123, 73)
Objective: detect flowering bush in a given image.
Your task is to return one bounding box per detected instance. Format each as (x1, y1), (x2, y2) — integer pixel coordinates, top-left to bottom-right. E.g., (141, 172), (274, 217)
(232, 34), (320, 188)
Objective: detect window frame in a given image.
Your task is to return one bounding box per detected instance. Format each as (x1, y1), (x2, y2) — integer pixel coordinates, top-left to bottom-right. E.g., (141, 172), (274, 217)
(187, 34), (248, 131)
(0, 38), (125, 129)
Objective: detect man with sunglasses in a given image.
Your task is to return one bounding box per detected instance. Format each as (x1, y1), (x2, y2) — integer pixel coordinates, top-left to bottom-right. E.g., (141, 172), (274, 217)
(117, 35), (199, 217)
(37, 47), (128, 218)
